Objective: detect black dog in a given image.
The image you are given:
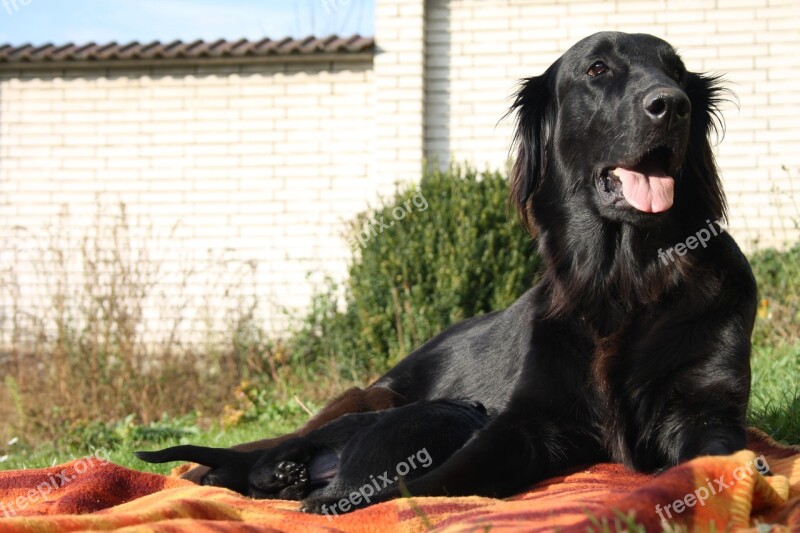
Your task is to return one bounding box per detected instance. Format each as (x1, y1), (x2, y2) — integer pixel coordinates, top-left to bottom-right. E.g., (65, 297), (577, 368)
(137, 400), (489, 512)
(172, 31), (757, 512)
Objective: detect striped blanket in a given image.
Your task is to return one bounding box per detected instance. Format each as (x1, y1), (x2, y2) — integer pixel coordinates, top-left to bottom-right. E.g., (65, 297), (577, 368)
(0, 428), (797, 531)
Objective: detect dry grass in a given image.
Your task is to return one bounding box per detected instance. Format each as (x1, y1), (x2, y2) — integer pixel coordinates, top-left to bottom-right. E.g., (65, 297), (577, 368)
(0, 203), (288, 448)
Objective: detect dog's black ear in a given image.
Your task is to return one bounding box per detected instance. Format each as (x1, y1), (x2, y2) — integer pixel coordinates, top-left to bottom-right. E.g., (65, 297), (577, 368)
(684, 72), (729, 223)
(508, 61), (559, 231)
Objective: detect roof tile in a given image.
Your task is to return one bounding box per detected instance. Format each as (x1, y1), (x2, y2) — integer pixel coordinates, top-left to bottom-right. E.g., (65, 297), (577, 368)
(0, 35), (374, 65)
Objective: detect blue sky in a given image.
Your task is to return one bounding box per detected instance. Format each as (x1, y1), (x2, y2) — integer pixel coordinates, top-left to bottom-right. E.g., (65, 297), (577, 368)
(0, 0), (374, 45)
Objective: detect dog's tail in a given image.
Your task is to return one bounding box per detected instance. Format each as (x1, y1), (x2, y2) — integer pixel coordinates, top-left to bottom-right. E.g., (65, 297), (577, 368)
(135, 445), (245, 468)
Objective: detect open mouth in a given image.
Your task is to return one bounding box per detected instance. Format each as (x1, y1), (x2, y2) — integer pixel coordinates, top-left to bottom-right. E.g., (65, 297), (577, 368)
(598, 146), (675, 213)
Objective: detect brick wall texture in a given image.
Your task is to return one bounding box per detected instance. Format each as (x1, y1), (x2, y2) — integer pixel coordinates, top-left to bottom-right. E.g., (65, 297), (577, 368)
(0, 60), (375, 339)
(1, 0), (798, 342)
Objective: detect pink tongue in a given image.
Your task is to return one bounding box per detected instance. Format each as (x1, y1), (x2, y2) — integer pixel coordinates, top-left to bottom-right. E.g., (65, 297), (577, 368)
(613, 168), (675, 213)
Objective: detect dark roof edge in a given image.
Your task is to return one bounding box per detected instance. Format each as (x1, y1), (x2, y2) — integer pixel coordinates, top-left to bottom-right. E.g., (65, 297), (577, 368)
(0, 52), (374, 72)
(0, 36), (375, 71)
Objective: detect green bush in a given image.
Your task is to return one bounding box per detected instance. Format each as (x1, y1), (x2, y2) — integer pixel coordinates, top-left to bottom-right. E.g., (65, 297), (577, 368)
(289, 165), (543, 374)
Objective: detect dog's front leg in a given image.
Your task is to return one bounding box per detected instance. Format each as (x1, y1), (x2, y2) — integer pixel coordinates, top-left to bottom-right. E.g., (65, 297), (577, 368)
(311, 405), (599, 513)
(652, 311), (753, 467)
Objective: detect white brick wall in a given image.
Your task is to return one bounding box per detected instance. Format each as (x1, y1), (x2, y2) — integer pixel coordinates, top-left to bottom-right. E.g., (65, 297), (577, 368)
(374, 0), (427, 192)
(424, 0), (800, 249)
(0, 60), (374, 339)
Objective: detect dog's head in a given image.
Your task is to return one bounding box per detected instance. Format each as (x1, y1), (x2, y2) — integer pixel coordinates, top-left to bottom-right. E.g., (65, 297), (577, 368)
(510, 31), (727, 230)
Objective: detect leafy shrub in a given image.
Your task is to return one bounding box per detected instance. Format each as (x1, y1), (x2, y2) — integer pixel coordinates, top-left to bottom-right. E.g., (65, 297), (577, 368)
(289, 165), (544, 373)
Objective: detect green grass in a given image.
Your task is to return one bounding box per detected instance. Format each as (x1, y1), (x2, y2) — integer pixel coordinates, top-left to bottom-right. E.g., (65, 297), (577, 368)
(748, 342), (800, 444)
(1, 412), (309, 474)
(0, 394), (313, 473)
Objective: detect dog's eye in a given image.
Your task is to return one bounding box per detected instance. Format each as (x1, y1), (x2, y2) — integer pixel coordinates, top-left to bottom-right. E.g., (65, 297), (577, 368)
(587, 61), (608, 77)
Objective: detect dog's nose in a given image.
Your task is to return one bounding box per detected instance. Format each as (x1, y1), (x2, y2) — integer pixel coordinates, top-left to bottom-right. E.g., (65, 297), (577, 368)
(643, 88), (691, 124)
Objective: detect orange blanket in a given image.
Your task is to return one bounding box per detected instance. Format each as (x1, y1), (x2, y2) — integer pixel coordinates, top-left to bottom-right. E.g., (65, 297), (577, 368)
(0, 429), (798, 532)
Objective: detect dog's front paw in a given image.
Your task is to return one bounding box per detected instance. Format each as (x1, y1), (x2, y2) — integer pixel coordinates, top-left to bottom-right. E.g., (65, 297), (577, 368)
(249, 460), (309, 500)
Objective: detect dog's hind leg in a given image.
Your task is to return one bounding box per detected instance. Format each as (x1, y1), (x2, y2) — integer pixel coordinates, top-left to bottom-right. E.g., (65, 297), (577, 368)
(181, 386), (403, 483)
